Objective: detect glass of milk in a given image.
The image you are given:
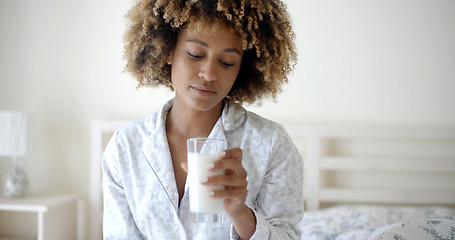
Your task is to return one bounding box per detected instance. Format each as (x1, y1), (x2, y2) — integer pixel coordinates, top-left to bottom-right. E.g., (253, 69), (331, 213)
(187, 138), (227, 223)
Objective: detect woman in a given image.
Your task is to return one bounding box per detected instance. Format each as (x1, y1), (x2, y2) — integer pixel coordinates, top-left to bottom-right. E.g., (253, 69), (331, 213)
(103, 0), (303, 239)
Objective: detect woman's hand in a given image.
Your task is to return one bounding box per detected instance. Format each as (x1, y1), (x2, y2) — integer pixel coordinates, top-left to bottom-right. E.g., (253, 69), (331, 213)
(181, 148), (256, 239)
(206, 148), (256, 239)
(180, 148), (249, 215)
(204, 148), (248, 216)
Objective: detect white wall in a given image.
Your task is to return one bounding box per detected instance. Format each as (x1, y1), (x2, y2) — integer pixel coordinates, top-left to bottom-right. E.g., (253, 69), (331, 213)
(252, 0), (455, 126)
(1, 0), (454, 238)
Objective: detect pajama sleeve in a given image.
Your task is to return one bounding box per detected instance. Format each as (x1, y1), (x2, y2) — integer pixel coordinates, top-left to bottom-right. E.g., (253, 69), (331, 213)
(231, 124), (304, 239)
(102, 132), (144, 240)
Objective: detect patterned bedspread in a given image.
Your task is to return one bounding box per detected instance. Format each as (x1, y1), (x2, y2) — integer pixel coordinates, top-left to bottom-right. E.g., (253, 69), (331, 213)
(299, 205), (455, 240)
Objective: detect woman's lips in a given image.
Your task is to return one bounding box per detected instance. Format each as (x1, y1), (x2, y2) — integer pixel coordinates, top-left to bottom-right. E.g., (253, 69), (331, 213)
(191, 86), (216, 97)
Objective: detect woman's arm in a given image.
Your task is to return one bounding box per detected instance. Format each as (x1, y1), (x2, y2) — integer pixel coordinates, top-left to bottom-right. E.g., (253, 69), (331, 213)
(204, 148), (257, 239)
(102, 132), (143, 240)
(205, 125), (304, 239)
(247, 125), (304, 239)
(228, 205), (256, 240)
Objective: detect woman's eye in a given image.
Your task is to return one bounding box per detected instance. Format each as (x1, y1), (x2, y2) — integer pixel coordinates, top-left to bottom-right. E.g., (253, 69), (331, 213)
(187, 52), (202, 59)
(220, 60), (235, 67)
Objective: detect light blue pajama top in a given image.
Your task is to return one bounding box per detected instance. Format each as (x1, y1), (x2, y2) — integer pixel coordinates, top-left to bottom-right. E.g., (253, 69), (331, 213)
(102, 99), (304, 240)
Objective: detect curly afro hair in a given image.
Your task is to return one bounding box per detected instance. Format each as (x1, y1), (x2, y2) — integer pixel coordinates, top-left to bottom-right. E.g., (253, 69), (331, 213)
(123, 0), (297, 105)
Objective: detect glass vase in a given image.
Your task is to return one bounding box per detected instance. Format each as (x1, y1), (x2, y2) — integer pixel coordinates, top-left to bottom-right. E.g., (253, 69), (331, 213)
(3, 157), (29, 198)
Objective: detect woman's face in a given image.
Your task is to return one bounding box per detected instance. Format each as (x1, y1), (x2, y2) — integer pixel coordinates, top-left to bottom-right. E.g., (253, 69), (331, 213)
(167, 21), (243, 113)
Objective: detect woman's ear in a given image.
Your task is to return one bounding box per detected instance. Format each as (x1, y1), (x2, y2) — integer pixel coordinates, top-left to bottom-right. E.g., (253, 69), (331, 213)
(167, 50), (174, 65)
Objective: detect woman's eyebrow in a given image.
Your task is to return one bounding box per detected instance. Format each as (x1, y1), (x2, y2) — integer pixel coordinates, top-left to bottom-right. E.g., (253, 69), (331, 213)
(186, 39), (242, 55)
(186, 39), (208, 47)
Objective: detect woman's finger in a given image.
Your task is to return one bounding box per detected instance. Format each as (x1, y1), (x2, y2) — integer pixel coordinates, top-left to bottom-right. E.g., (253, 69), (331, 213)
(204, 174), (248, 188)
(210, 187), (248, 203)
(209, 148), (246, 177)
(222, 148), (243, 161)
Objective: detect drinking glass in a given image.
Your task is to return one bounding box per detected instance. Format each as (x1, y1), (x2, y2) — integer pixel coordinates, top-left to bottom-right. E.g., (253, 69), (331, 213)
(187, 138), (227, 223)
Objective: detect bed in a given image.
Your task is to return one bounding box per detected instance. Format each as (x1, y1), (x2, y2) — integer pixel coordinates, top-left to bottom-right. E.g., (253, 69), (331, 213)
(89, 120), (455, 240)
(283, 124), (455, 240)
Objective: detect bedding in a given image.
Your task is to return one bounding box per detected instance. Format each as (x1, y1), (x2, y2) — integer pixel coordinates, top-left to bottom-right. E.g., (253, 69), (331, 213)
(299, 205), (455, 240)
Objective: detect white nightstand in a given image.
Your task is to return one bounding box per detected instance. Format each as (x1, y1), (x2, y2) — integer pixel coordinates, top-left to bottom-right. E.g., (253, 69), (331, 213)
(0, 194), (79, 240)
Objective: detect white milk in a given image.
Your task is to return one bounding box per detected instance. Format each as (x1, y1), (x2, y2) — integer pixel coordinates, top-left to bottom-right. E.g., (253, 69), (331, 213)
(188, 152), (225, 213)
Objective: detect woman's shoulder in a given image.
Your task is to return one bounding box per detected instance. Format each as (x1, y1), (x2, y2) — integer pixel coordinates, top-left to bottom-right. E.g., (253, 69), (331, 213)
(242, 110), (286, 137)
(114, 110), (160, 140)
(116, 99), (172, 138)
(242, 110), (296, 147)
(224, 102), (281, 133)
(245, 110), (280, 128)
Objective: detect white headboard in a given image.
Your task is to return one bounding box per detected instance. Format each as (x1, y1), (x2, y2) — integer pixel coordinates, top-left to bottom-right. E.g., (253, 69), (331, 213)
(284, 124), (455, 211)
(89, 120), (455, 239)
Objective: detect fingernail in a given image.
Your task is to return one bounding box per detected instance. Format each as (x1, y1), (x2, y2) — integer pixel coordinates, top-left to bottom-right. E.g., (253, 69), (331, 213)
(218, 151), (226, 157)
(200, 177), (208, 183)
(205, 163), (215, 169)
(209, 191), (215, 196)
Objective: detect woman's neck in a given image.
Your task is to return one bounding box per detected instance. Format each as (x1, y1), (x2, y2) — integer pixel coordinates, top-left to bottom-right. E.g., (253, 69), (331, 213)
(166, 99), (224, 139)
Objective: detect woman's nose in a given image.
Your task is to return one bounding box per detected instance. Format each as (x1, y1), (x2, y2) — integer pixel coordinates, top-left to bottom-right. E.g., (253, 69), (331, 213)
(199, 60), (218, 82)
